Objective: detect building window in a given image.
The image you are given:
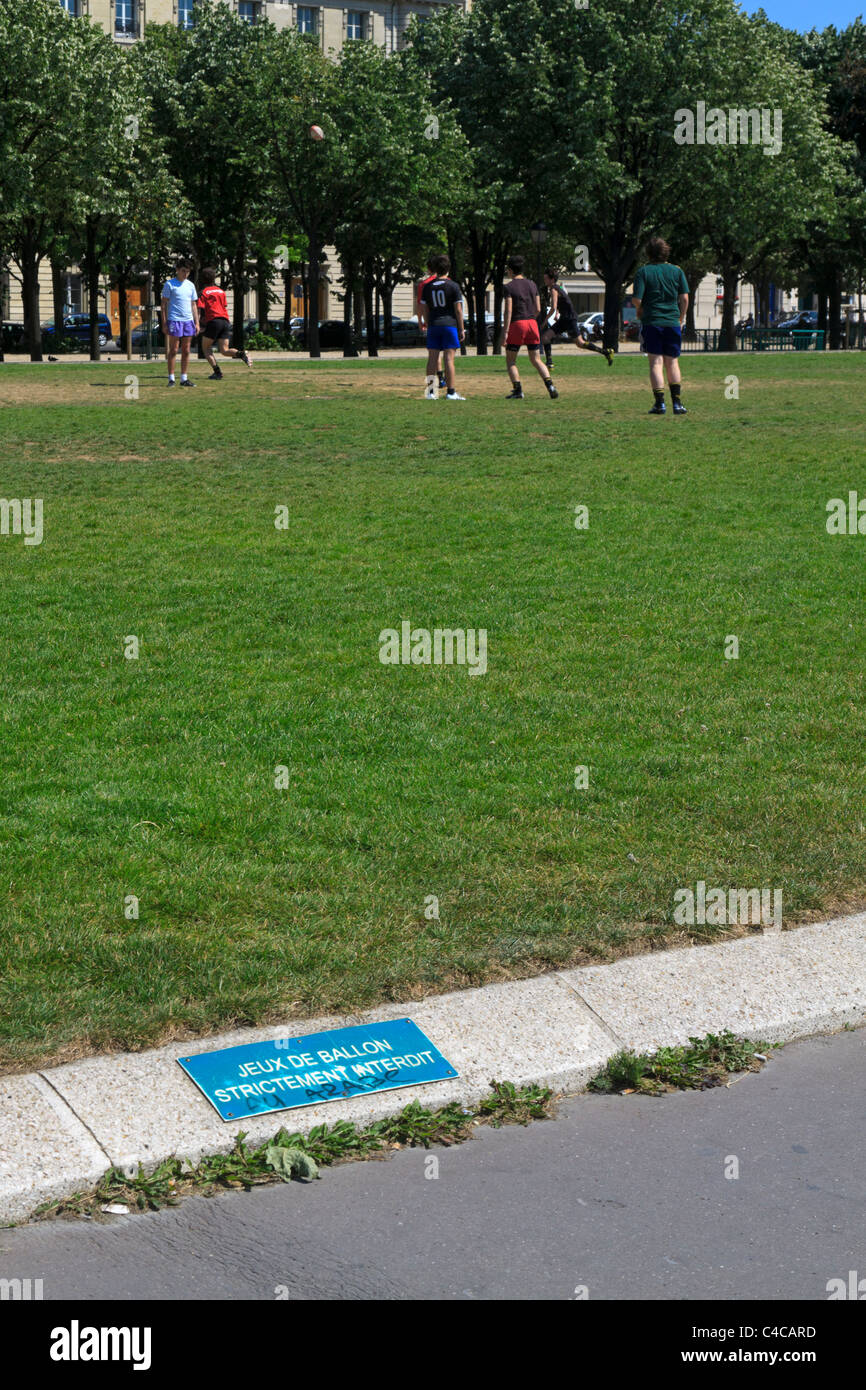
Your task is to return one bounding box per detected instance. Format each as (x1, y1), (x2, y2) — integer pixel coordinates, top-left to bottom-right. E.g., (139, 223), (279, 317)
(346, 10), (367, 40)
(297, 6), (318, 35)
(59, 0), (80, 14)
(238, 1), (260, 21)
(115, 0), (137, 36)
(178, 0), (194, 28)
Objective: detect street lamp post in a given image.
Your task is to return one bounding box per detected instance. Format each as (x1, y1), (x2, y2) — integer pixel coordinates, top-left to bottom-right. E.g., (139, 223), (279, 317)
(530, 221), (548, 287)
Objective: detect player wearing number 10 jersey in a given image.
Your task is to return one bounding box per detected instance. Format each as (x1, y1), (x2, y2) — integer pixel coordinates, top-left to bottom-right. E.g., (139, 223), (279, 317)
(420, 253), (466, 400)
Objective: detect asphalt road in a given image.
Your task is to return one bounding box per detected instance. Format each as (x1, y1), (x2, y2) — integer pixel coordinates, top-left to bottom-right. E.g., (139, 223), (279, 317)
(2, 1028), (864, 1301)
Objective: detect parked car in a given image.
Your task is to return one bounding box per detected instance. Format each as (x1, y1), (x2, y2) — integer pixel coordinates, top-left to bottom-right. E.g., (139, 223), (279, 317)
(575, 310), (604, 338)
(773, 311), (818, 332)
(41, 313), (114, 347)
(362, 317), (426, 347)
(130, 322), (166, 350)
(243, 317), (289, 336)
(2, 321), (25, 351)
(292, 319), (351, 350)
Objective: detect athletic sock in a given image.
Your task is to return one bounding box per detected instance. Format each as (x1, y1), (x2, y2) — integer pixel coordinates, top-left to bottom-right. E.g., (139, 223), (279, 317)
(670, 383), (681, 402)
(653, 389), (664, 407)
(181, 374), (188, 382)
(168, 374), (175, 383)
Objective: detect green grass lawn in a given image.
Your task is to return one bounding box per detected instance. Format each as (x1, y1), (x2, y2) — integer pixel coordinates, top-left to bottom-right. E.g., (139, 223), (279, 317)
(1, 350), (864, 1070)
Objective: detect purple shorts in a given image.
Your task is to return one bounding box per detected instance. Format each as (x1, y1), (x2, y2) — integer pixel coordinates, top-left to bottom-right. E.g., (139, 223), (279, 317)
(167, 319), (197, 339)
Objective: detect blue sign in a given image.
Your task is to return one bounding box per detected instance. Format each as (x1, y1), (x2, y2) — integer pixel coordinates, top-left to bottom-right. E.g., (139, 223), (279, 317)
(178, 1018), (458, 1121)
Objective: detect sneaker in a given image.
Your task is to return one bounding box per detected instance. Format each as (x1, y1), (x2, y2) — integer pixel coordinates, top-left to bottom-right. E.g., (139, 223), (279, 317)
(446, 390), (465, 400)
(507, 387), (524, 399)
(240, 349), (253, 369)
(672, 400), (687, 415)
(208, 371), (224, 381)
(604, 347), (615, 366)
(438, 374), (446, 389)
(180, 378), (196, 387)
(648, 401), (666, 414)
(167, 378), (175, 387)
(546, 381), (559, 399)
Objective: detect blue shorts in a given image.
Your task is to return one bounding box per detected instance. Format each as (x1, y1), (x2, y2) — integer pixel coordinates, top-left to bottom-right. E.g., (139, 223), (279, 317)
(167, 318), (197, 339)
(427, 324), (460, 352)
(642, 323), (682, 357)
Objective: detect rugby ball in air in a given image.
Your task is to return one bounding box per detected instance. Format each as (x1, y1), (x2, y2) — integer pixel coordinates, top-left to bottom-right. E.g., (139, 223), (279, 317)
(309, 124), (325, 141)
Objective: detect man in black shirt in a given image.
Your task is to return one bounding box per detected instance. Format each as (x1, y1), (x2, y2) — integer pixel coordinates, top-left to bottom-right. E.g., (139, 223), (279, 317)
(502, 256), (558, 399)
(420, 253), (466, 400)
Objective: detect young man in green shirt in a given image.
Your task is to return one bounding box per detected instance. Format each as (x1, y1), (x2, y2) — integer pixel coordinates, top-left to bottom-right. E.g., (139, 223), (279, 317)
(631, 237), (690, 415)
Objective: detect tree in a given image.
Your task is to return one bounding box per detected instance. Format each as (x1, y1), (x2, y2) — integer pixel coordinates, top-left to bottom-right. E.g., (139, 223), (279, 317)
(672, 10), (843, 348)
(410, 0), (592, 353)
(0, 0), (109, 360)
(144, 2), (276, 349)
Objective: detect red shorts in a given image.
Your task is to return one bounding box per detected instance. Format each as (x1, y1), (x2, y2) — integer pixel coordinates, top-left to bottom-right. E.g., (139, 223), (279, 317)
(506, 319), (541, 349)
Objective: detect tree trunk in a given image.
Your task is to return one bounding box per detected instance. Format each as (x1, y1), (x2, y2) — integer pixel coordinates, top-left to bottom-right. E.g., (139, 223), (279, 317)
(828, 267), (842, 350)
(256, 253), (270, 329)
(817, 283), (829, 348)
(383, 276), (393, 348)
(51, 257), (66, 339)
(85, 219), (101, 362)
(491, 246), (507, 354)
(117, 269), (129, 357)
(341, 259), (356, 357)
(282, 267), (292, 335)
(469, 230), (488, 355)
(232, 236), (247, 350)
(602, 275), (623, 353)
(363, 259), (377, 357)
(719, 265), (738, 350)
(308, 233), (321, 359)
(20, 233), (44, 362)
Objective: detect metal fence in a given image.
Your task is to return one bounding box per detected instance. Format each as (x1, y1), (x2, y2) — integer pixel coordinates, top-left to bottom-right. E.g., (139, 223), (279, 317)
(676, 328), (826, 352)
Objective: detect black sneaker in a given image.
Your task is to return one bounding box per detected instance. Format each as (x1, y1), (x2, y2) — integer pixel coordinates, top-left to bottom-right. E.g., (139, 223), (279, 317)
(546, 381), (559, 399)
(672, 400), (687, 415)
(208, 371), (223, 380)
(604, 347), (615, 366)
(507, 387), (524, 399)
(167, 378), (175, 387)
(180, 379), (196, 387)
(438, 374), (446, 389)
(648, 400), (666, 414)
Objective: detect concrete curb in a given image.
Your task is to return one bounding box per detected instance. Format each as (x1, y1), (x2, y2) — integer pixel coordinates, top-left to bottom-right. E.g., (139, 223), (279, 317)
(2, 911), (865, 1225)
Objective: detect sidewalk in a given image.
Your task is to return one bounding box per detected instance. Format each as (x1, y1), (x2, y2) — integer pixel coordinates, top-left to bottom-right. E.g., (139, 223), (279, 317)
(2, 911), (864, 1224)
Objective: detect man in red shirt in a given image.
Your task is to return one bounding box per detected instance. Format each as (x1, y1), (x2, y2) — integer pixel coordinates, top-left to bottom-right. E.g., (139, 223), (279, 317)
(198, 268), (253, 380)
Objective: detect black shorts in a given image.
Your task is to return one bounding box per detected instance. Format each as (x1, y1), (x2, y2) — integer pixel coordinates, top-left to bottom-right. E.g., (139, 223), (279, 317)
(202, 317), (231, 341)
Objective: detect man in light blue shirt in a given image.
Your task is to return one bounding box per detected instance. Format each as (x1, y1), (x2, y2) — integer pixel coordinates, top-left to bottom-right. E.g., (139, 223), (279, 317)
(160, 260), (200, 387)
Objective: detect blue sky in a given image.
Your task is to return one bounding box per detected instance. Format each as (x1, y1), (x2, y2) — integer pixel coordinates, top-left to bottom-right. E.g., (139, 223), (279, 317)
(744, 1), (864, 29)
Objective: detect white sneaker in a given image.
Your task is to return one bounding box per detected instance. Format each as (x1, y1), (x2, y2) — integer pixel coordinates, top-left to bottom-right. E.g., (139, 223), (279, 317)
(424, 375), (439, 399)
(446, 391), (465, 400)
